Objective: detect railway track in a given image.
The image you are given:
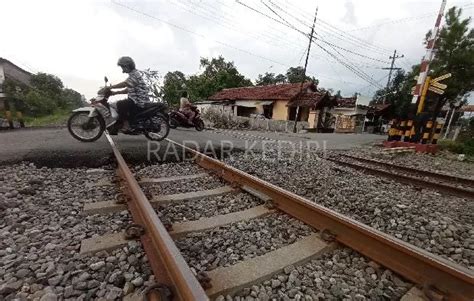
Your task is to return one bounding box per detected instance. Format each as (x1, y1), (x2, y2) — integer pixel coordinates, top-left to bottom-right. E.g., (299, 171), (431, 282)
(328, 154), (474, 200)
(79, 134), (474, 300)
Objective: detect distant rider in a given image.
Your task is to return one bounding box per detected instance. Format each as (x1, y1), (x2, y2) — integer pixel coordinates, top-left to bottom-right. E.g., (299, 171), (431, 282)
(179, 91), (195, 125)
(108, 56), (150, 134)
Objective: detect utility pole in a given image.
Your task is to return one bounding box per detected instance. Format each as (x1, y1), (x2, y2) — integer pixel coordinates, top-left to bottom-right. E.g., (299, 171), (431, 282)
(381, 50), (403, 104)
(292, 5), (318, 133)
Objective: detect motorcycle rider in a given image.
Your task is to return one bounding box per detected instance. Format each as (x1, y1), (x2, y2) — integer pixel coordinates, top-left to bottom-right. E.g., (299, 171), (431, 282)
(179, 91), (195, 125)
(108, 56), (150, 134)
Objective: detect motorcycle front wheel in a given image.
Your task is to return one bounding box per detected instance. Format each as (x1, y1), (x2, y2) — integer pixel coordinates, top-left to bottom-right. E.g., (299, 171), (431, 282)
(144, 114), (170, 141)
(195, 119), (205, 131)
(67, 111), (105, 142)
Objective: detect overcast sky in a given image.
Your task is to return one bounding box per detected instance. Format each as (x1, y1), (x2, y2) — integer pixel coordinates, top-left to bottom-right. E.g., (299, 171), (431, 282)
(1, 0), (472, 104)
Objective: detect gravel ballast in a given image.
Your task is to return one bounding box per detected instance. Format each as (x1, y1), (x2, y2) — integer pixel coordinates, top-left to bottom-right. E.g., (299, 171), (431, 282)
(157, 192), (264, 224)
(0, 163), (154, 300)
(346, 148), (474, 179)
(220, 248), (411, 301)
(225, 150), (474, 269)
(176, 213), (315, 273)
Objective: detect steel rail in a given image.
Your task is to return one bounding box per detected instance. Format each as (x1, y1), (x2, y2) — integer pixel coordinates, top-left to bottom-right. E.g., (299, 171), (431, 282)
(166, 138), (474, 300)
(341, 153), (474, 187)
(106, 134), (209, 301)
(328, 157), (474, 200)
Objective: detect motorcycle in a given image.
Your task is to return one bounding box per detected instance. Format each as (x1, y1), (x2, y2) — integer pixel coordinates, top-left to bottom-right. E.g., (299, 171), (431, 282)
(168, 106), (205, 131)
(67, 77), (170, 142)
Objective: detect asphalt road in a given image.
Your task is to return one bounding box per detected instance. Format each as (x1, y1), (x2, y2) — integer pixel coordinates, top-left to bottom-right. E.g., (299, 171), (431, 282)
(0, 127), (384, 167)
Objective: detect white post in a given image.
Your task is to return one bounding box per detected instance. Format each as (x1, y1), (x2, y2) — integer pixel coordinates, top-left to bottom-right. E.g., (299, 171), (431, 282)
(444, 107), (456, 139)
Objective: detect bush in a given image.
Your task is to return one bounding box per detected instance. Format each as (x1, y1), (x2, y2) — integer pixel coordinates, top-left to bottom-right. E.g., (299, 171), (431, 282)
(439, 138), (474, 156)
(24, 90), (56, 116)
(201, 108), (249, 129)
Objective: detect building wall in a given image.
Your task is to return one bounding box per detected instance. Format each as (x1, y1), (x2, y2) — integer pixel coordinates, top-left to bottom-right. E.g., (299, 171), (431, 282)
(272, 100), (289, 120)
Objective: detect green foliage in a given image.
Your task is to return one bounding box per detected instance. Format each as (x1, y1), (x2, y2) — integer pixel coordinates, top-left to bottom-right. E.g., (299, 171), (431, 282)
(255, 72), (287, 85)
(439, 139), (474, 155)
(160, 56), (253, 103)
(371, 70), (415, 118)
(30, 72), (64, 98)
(23, 109), (70, 127)
(24, 90), (55, 116)
(439, 117), (474, 155)
(285, 66), (319, 84)
(61, 88), (83, 109)
(161, 71), (186, 106)
(4, 72), (84, 117)
(428, 7), (474, 102)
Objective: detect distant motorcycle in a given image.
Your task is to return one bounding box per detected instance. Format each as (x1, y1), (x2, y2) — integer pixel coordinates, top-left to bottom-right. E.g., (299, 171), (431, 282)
(168, 106), (205, 131)
(67, 77), (170, 142)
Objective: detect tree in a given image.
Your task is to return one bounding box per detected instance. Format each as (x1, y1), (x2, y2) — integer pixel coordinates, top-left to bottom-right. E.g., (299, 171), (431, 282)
(426, 6), (474, 104)
(371, 70), (414, 118)
(30, 73), (64, 98)
(186, 56), (252, 100)
(285, 66), (319, 84)
(4, 72), (83, 116)
(255, 72), (287, 85)
(161, 71), (187, 106)
(61, 88), (83, 109)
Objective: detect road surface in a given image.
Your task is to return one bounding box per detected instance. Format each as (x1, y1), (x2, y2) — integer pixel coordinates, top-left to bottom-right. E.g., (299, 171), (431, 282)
(0, 127), (384, 167)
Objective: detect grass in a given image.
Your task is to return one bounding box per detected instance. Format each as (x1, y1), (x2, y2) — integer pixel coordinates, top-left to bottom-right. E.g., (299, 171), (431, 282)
(23, 110), (71, 127)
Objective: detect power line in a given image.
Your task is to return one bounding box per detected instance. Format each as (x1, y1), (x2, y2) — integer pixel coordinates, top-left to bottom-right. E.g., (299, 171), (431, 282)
(315, 34), (389, 64)
(111, 0), (289, 68)
(264, 0), (392, 56)
(175, 0), (303, 52)
(237, 1), (385, 89)
(316, 43), (384, 89)
(271, 0), (393, 54)
(347, 2), (474, 32)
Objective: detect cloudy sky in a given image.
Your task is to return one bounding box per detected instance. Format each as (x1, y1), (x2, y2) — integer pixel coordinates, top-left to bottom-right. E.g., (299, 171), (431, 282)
(1, 0), (472, 104)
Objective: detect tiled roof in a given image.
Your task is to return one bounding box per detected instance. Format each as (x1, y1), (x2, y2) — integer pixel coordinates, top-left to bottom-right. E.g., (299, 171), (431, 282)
(287, 91), (332, 108)
(208, 82), (316, 101)
(336, 97), (356, 108)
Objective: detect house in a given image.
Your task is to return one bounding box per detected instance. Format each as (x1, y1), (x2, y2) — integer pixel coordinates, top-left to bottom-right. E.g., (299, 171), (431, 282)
(208, 82), (335, 130)
(0, 58), (32, 128)
(364, 103), (391, 133)
(329, 96), (368, 133)
(0, 58), (32, 104)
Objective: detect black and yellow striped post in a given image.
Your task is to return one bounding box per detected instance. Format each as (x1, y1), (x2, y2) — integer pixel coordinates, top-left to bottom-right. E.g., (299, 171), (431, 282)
(398, 120), (407, 141)
(387, 119), (396, 141)
(392, 120), (401, 141)
(404, 120), (414, 142)
(431, 122), (443, 144)
(421, 120), (433, 144)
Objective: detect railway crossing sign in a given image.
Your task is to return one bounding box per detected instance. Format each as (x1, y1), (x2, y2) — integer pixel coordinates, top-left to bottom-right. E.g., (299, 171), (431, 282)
(428, 86), (445, 94)
(432, 73), (451, 82)
(411, 73), (451, 95)
(428, 73), (451, 95)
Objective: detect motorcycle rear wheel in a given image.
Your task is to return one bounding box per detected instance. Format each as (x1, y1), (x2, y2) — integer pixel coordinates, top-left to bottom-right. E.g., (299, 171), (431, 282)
(144, 114), (170, 141)
(67, 111), (105, 142)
